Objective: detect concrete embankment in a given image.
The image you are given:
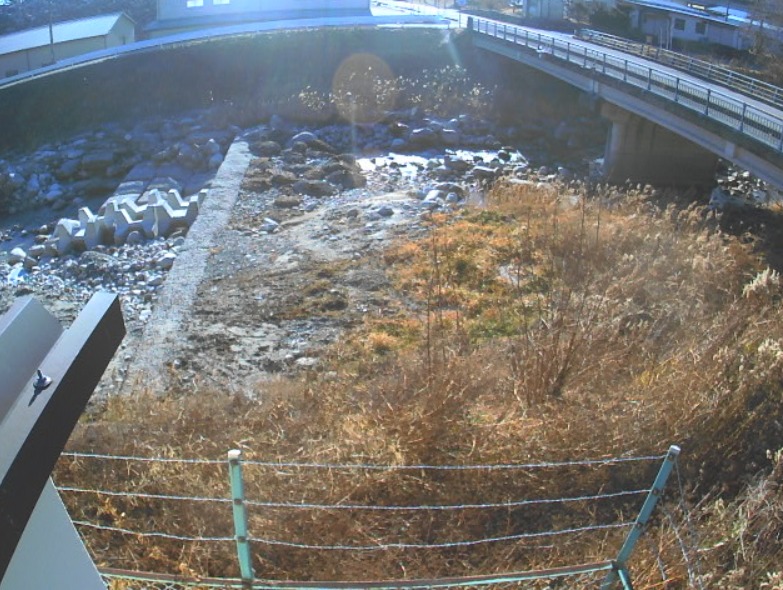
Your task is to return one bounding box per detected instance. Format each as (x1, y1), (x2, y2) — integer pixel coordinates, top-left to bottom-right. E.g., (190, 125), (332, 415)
(122, 136), (253, 392)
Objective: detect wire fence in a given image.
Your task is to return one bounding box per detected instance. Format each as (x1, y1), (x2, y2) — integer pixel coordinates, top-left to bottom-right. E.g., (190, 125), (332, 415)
(56, 448), (688, 590)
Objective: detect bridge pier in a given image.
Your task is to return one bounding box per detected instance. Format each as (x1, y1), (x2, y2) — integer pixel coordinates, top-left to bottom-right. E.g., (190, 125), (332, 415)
(601, 103), (719, 186)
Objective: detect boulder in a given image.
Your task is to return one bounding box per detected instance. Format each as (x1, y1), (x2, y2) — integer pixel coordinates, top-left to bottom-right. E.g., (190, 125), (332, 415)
(472, 166), (500, 181)
(8, 247), (26, 264)
(326, 169), (367, 190)
(289, 131), (318, 146)
(293, 179), (337, 197)
(443, 156), (472, 172)
(155, 251), (178, 270)
(270, 171), (297, 186)
(252, 140), (282, 157)
(208, 153), (224, 169)
(260, 217), (280, 233)
(409, 127), (438, 147)
(377, 205), (394, 217)
(274, 196), (302, 209)
(28, 244), (46, 258)
(388, 121), (410, 138)
(440, 129), (460, 145)
(434, 182), (465, 198)
(81, 151), (116, 172)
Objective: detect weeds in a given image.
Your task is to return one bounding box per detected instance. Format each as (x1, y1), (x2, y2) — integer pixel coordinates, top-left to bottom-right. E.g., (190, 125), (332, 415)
(59, 180), (783, 586)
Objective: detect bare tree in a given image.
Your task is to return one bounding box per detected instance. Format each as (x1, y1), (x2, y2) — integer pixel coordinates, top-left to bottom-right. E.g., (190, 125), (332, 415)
(747, 0), (783, 83)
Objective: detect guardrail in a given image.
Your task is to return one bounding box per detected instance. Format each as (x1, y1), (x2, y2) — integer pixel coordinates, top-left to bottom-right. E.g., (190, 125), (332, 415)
(470, 17), (783, 154)
(575, 28), (783, 110)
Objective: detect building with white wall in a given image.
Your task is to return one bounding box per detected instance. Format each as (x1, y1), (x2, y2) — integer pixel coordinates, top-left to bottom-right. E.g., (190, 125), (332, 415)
(0, 13), (135, 78)
(147, 0), (371, 38)
(511, 0), (566, 20)
(621, 0), (774, 50)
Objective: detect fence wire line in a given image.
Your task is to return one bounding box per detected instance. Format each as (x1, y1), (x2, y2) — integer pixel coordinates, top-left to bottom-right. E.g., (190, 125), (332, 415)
(244, 488), (646, 511)
(645, 528), (669, 584)
(58, 485), (232, 504)
(62, 450), (666, 471)
(671, 457), (706, 590)
(72, 519), (630, 550)
(57, 485), (646, 511)
(249, 522), (632, 551)
(62, 451), (224, 465)
(240, 454), (665, 470)
(100, 563), (614, 590)
(72, 520), (234, 543)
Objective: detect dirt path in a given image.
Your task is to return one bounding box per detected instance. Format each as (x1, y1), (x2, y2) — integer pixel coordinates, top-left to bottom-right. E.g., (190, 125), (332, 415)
(122, 138), (441, 395)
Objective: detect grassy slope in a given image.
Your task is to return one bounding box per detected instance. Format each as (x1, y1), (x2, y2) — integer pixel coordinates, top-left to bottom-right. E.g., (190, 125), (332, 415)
(58, 180), (783, 587)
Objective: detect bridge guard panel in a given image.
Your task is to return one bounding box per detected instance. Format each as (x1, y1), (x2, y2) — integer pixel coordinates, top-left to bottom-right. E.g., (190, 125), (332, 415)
(601, 102), (718, 186)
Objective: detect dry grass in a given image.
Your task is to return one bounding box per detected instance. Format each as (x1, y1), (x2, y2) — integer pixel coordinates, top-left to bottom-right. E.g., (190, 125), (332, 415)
(59, 180), (783, 587)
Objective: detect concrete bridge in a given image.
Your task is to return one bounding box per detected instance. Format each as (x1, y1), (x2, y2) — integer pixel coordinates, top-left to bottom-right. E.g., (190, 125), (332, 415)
(466, 16), (783, 189)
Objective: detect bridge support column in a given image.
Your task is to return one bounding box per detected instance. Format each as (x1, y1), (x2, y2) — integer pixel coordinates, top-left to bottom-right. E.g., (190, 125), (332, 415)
(601, 103), (718, 186)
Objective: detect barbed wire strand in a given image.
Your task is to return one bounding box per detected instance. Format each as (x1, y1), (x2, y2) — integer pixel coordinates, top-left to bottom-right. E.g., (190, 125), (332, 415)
(240, 455), (666, 471)
(72, 519), (629, 550)
(71, 520), (234, 543)
(674, 458), (706, 590)
(62, 451), (224, 465)
(249, 522), (632, 551)
(100, 561), (616, 590)
(644, 528), (668, 584)
(62, 450), (666, 471)
(57, 485), (646, 511)
(58, 486), (232, 504)
(244, 489), (646, 511)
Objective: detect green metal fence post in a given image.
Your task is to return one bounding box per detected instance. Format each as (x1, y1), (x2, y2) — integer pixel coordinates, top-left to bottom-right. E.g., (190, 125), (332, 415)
(601, 445), (681, 590)
(228, 449), (255, 587)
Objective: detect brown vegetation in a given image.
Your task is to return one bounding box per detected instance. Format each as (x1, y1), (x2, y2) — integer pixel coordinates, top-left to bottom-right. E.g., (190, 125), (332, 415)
(58, 180), (783, 587)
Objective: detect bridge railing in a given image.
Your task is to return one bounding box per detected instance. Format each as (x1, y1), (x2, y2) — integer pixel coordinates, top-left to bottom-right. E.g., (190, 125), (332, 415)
(470, 17), (783, 154)
(575, 28), (783, 110)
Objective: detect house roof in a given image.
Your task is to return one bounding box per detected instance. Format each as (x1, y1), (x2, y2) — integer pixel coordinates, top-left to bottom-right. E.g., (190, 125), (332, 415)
(0, 13), (133, 56)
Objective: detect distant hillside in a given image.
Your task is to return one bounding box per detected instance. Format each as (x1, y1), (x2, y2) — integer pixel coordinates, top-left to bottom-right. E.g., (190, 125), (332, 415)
(0, 0), (157, 36)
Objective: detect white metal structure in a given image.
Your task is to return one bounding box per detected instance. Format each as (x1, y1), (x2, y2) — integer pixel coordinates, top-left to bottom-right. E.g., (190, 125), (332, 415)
(148, 0), (371, 37)
(0, 13), (135, 77)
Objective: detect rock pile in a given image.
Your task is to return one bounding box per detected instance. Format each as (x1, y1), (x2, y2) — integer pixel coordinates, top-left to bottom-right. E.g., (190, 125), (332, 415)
(0, 107), (607, 346)
(2, 235), (184, 334)
(0, 113), (235, 217)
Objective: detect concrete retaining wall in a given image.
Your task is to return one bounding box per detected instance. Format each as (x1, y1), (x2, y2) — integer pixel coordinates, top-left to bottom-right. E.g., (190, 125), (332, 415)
(0, 28), (466, 153)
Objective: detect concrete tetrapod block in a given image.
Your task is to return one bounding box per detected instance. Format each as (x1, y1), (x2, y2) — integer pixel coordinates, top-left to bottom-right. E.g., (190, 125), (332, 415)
(117, 198), (145, 221)
(82, 218), (103, 251)
(164, 189), (187, 209)
(142, 204), (159, 238)
(185, 199), (199, 226)
(52, 219), (81, 256)
(141, 189), (162, 207)
(149, 201), (189, 238)
(102, 195), (144, 232)
(77, 207), (95, 226)
(113, 208), (143, 245)
(101, 200), (120, 231)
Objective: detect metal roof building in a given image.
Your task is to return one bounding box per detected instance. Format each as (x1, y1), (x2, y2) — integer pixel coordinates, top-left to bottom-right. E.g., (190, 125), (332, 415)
(146, 0), (371, 38)
(0, 13), (135, 78)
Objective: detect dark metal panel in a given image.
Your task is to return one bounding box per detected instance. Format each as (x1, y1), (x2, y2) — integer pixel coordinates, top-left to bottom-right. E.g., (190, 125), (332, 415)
(0, 297), (63, 424)
(0, 292), (125, 582)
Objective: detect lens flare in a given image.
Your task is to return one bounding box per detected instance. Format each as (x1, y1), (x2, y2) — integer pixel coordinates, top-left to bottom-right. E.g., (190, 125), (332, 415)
(332, 53), (397, 125)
